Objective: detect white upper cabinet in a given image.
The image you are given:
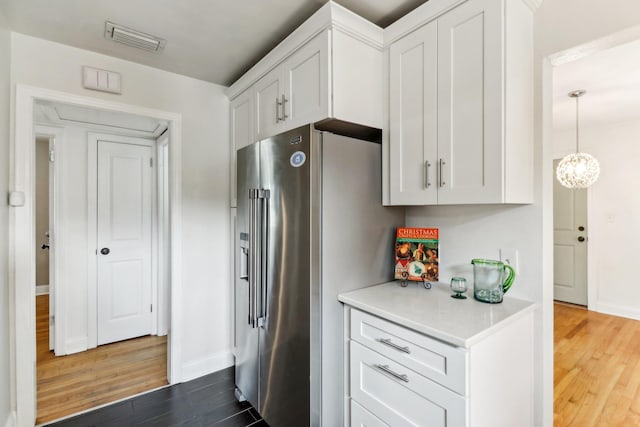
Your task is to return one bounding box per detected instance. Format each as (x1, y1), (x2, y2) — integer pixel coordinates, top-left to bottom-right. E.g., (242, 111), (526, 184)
(283, 31), (330, 131)
(227, 2), (384, 207)
(388, 22), (438, 205)
(254, 31), (330, 140)
(254, 66), (284, 141)
(385, 0), (536, 205)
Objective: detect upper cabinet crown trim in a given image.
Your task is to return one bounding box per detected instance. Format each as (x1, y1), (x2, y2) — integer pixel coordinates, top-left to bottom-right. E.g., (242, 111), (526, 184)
(383, 0), (543, 46)
(226, 1), (383, 100)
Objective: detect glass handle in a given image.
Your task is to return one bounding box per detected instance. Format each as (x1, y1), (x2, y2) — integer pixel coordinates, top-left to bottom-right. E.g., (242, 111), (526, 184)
(502, 264), (516, 293)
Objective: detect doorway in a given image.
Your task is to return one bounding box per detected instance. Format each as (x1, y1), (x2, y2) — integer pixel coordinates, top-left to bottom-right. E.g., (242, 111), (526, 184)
(33, 116), (171, 424)
(552, 158), (588, 305)
(12, 84), (184, 427)
(547, 27), (640, 425)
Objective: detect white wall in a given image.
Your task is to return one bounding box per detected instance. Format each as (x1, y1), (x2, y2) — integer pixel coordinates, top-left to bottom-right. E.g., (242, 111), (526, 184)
(554, 119), (640, 319)
(11, 32), (232, 380)
(0, 8), (12, 427)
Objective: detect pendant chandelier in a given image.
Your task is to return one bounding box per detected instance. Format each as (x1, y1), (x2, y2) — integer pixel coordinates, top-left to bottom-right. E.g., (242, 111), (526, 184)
(556, 90), (600, 189)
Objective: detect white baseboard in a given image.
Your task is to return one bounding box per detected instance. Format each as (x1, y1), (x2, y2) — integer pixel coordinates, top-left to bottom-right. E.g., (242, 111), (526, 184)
(4, 411), (16, 427)
(36, 284), (49, 295)
(180, 350), (234, 383)
(596, 301), (640, 321)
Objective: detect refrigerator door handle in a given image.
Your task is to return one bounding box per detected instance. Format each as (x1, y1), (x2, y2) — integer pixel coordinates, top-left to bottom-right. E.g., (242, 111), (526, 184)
(248, 189), (260, 328)
(258, 189), (270, 327)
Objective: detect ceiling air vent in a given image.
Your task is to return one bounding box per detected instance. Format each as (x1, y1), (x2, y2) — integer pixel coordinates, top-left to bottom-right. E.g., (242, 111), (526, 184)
(104, 21), (166, 53)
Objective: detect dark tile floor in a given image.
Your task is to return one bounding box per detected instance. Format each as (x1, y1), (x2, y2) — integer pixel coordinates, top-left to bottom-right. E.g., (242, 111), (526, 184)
(45, 367), (269, 427)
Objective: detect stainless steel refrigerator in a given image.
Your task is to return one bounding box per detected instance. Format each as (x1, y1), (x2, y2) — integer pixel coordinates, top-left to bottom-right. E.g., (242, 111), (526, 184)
(234, 124), (403, 427)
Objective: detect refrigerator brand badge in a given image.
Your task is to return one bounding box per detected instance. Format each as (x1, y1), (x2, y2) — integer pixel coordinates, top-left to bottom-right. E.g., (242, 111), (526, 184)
(290, 135), (302, 145)
(290, 151), (306, 168)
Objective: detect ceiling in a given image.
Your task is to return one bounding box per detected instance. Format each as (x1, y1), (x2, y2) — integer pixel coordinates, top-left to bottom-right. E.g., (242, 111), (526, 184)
(553, 38), (640, 132)
(1, 0), (426, 86)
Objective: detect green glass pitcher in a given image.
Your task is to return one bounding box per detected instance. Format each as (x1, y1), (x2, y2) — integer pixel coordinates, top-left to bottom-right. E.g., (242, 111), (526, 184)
(471, 259), (515, 304)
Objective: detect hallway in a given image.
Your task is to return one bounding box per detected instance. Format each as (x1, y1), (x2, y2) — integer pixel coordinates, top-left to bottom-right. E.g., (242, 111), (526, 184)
(554, 302), (640, 426)
(36, 295), (168, 424)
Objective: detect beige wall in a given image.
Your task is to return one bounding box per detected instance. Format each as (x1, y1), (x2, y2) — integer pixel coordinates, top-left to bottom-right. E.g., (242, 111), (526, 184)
(35, 137), (50, 287)
(11, 32), (232, 380)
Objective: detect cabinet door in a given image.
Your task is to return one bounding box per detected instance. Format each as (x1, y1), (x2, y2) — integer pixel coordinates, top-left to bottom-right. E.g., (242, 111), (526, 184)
(437, 0), (502, 204)
(255, 66), (284, 140)
(388, 21), (438, 205)
(230, 89), (254, 207)
(283, 31), (330, 130)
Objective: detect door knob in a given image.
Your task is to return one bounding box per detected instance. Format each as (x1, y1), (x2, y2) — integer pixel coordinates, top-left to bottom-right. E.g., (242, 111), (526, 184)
(100, 247), (110, 255)
(578, 226), (585, 231)
(577, 236), (585, 242)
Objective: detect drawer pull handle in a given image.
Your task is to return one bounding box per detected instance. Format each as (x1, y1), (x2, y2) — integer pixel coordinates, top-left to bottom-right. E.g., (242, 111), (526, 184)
(378, 338), (411, 354)
(374, 364), (409, 383)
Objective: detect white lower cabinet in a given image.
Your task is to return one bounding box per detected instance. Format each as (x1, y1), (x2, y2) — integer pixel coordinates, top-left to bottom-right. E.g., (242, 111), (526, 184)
(350, 341), (465, 427)
(351, 399), (387, 427)
(345, 306), (534, 427)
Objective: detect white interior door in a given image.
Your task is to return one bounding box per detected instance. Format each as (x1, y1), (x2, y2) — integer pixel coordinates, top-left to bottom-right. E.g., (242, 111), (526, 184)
(553, 159), (588, 305)
(97, 140), (153, 345)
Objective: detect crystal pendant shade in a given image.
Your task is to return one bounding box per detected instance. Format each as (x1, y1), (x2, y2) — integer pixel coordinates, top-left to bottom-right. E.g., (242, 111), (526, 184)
(556, 89), (600, 189)
(556, 152), (600, 189)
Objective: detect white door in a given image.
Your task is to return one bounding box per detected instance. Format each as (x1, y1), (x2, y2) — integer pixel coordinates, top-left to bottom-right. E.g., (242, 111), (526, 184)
(97, 140), (153, 345)
(283, 31), (329, 129)
(436, 0), (502, 204)
(553, 159), (588, 305)
(388, 21), (438, 205)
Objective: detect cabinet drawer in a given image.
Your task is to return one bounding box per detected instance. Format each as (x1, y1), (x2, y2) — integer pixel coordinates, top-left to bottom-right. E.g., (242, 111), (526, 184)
(351, 399), (388, 427)
(350, 309), (466, 394)
(350, 341), (465, 427)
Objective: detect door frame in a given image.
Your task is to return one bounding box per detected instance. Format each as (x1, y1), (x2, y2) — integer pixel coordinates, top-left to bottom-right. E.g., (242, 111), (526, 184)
(10, 84), (184, 426)
(33, 125), (65, 354)
(87, 133), (159, 348)
(551, 154), (596, 309)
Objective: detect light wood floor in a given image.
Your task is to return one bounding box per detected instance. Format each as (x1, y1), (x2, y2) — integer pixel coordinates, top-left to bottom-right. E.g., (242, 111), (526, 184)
(555, 302), (640, 426)
(36, 295), (168, 424)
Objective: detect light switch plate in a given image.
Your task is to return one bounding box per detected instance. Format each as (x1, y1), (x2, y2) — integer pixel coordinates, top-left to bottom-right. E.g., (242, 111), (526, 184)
(82, 66), (121, 94)
(9, 191), (25, 206)
(500, 248), (519, 274)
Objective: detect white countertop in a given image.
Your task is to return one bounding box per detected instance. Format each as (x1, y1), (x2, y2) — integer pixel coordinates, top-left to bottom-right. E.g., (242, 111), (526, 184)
(338, 281), (536, 348)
